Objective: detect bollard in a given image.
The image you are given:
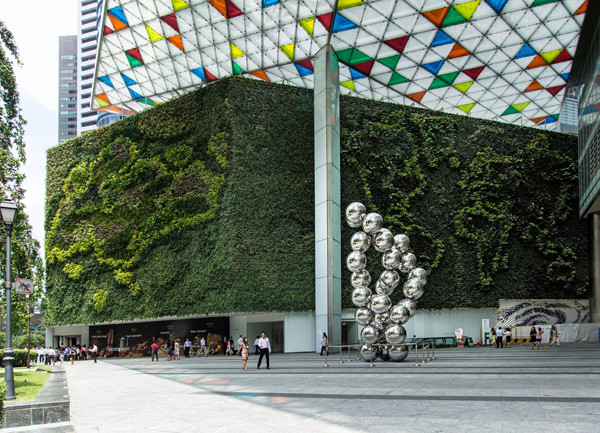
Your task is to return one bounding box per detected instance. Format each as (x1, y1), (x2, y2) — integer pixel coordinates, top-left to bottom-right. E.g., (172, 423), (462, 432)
(324, 347), (329, 367)
(414, 342), (420, 367)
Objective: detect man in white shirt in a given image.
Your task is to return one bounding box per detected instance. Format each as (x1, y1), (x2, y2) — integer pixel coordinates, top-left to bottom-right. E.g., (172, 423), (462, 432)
(257, 332), (271, 369)
(90, 344), (98, 363)
(496, 328), (503, 349)
(200, 337), (208, 356)
(253, 336), (260, 354)
(236, 335), (243, 356)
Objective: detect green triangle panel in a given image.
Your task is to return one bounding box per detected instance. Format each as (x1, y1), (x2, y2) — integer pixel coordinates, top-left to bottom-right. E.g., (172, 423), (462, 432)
(378, 54), (401, 70)
(442, 8), (468, 27)
(125, 53), (143, 67)
(531, 0), (559, 6)
(502, 106), (519, 116)
(232, 61), (246, 75)
(336, 48), (373, 65)
(388, 72), (409, 86)
(430, 71), (460, 89)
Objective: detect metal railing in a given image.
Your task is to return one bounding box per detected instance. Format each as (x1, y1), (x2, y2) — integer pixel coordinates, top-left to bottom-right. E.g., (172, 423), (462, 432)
(323, 339), (436, 367)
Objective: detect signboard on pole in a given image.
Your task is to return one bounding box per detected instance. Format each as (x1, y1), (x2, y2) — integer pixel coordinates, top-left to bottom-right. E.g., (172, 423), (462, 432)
(14, 278), (33, 295)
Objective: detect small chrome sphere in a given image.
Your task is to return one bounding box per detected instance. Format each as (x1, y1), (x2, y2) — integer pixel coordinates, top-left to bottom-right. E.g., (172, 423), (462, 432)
(389, 344), (409, 362)
(373, 312), (389, 329)
(403, 278), (424, 300)
(345, 202), (366, 228)
(359, 344), (378, 362)
(397, 298), (417, 317)
(373, 228), (394, 252)
(346, 251), (367, 272)
(379, 269), (400, 290)
(379, 347), (391, 361)
(351, 287), (372, 307)
(362, 213), (383, 234)
(350, 231), (371, 252)
(409, 267), (428, 282)
(371, 294), (392, 314)
(351, 270), (371, 289)
(384, 324), (407, 345)
(390, 305), (410, 324)
(399, 253), (417, 273)
(355, 307), (373, 326)
(381, 248), (402, 269)
(361, 325), (379, 344)
(375, 279), (394, 296)
(394, 234), (410, 253)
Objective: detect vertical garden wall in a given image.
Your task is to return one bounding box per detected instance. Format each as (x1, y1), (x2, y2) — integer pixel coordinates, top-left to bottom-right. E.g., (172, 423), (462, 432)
(44, 77), (588, 326)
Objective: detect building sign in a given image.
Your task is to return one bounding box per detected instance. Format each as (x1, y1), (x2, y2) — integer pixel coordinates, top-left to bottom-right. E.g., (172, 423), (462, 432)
(89, 317), (229, 358)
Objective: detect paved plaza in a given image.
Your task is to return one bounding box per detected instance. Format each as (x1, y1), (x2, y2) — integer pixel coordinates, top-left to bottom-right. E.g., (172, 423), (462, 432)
(4, 343), (600, 433)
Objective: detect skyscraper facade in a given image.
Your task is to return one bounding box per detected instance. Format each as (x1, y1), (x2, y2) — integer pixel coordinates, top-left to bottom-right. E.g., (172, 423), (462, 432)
(58, 35), (78, 143)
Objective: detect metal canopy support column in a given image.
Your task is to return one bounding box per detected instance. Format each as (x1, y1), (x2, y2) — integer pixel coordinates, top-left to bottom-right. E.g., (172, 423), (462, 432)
(314, 45), (341, 352)
(590, 213), (600, 322)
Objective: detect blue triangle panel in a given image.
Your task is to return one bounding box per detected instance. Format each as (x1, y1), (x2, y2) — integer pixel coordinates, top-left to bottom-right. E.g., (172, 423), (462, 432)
(540, 115), (557, 125)
(108, 6), (128, 25)
(485, 0), (509, 14)
(295, 63), (314, 76)
(423, 60), (445, 75)
(431, 30), (454, 47)
(262, 0), (279, 7)
(560, 73), (569, 82)
(120, 72), (137, 87)
(583, 105), (597, 115)
(332, 14), (359, 33)
(349, 67), (367, 80)
(190, 67), (206, 80)
(98, 75), (114, 89)
(128, 88), (143, 100)
(514, 43), (536, 59)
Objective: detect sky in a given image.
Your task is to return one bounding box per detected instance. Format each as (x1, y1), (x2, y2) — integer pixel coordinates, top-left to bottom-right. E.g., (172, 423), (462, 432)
(0, 0), (79, 254)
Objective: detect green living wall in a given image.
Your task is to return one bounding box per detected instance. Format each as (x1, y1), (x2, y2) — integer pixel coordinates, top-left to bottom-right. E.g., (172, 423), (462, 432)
(44, 77), (588, 325)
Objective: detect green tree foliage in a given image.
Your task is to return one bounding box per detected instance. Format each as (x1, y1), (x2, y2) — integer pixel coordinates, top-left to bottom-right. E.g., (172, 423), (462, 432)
(0, 21), (44, 341)
(44, 78), (587, 325)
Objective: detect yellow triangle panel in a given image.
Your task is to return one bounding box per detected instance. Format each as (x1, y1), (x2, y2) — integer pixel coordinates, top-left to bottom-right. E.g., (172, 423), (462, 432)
(280, 43), (295, 60)
(454, 0), (481, 21)
(145, 24), (164, 42)
(340, 80), (356, 91)
(513, 101), (530, 112)
(540, 49), (562, 64)
(337, 0), (365, 10)
(299, 17), (315, 37)
(457, 102), (476, 113)
(230, 42), (245, 58)
(453, 81), (473, 94)
(172, 0), (190, 12)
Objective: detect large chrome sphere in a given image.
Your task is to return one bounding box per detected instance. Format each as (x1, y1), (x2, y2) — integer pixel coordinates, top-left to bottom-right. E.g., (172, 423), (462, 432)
(390, 305), (410, 324)
(389, 344), (409, 362)
(362, 212), (383, 234)
(399, 253), (417, 273)
(359, 344), (378, 362)
(371, 294), (392, 314)
(403, 278), (425, 300)
(361, 325), (379, 344)
(373, 312), (389, 329)
(397, 298), (417, 317)
(409, 267), (428, 282)
(346, 251), (367, 272)
(351, 270), (371, 288)
(351, 287), (372, 307)
(384, 324), (407, 345)
(355, 307), (373, 326)
(394, 234), (410, 253)
(375, 279), (394, 296)
(379, 347), (391, 361)
(373, 228), (394, 252)
(345, 202), (366, 228)
(350, 231), (371, 252)
(381, 248), (402, 269)
(379, 269), (400, 290)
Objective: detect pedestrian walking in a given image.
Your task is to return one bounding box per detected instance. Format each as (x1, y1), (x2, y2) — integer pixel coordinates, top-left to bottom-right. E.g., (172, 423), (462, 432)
(320, 332), (328, 356)
(226, 337), (234, 356)
(151, 341), (159, 361)
(496, 327), (503, 348)
(200, 337), (208, 356)
(536, 327), (545, 350)
(490, 328), (496, 348)
(504, 327), (511, 348)
(529, 325), (537, 350)
(254, 336), (260, 355)
(550, 325), (560, 347)
(237, 335), (243, 356)
(257, 332), (271, 369)
(241, 337), (250, 371)
(174, 340), (181, 360)
(184, 338), (191, 358)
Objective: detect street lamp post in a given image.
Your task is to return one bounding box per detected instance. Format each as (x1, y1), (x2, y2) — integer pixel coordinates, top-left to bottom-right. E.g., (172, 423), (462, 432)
(1, 201), (18, 400)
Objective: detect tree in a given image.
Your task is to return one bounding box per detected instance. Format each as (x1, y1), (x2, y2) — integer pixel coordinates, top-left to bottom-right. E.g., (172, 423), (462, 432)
(0, 21), (44, 355)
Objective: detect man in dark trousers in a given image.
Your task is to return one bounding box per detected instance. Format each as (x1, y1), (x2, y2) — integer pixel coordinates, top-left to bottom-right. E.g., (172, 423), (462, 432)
(257, 332), (271, 370)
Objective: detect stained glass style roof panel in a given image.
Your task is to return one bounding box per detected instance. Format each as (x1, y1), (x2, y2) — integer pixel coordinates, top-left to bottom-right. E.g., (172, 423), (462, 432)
(92, 0), (588, 129)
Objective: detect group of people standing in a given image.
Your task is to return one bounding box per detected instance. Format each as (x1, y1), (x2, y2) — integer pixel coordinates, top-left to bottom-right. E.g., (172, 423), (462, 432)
(490, 327), (512, 348)
(529, 325), (560, 349)
(35, 344), (98, 365)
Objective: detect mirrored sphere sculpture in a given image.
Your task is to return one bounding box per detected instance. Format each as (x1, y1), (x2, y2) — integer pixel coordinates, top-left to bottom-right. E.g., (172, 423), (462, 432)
(346, 202), (428, 362)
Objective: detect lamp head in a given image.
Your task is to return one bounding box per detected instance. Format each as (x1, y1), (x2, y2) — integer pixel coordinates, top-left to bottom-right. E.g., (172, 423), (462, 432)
(0, 201), (18, 226)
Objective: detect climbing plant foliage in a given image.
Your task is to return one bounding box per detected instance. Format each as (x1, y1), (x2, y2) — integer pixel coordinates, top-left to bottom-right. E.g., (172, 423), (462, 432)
(44, 78), (587, 325)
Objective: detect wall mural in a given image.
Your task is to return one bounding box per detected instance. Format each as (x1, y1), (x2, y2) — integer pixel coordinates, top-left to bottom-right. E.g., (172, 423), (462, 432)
(496, 299), (589, 327)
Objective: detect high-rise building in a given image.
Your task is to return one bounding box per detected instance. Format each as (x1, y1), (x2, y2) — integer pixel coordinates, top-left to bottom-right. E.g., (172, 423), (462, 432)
(77, 0), (104, 134)
(58, 36), (78, 143)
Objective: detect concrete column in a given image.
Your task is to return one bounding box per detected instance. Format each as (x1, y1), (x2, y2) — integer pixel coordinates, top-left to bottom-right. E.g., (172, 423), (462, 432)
(45, 327), (54, 348)
(314, 45), (342, 352)
(590, 213), (600, 322)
